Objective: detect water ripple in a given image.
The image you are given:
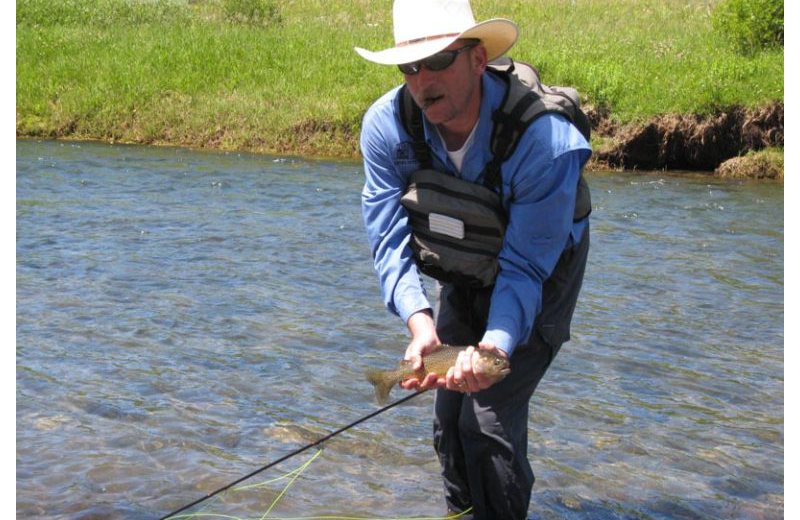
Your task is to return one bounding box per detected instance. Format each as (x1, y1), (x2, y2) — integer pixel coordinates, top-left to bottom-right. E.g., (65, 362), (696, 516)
(17, 141), (783, 519)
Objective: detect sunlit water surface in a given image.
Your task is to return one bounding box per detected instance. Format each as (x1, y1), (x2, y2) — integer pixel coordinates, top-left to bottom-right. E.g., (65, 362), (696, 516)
(17, 140), (783, 519)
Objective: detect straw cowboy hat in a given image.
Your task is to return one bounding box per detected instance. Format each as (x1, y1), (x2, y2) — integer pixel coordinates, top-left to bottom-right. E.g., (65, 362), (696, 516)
(354, 0), (518, 66)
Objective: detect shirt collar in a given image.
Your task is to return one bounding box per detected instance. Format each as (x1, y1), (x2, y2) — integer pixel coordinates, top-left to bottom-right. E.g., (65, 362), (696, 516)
(421, 71), (504, 182)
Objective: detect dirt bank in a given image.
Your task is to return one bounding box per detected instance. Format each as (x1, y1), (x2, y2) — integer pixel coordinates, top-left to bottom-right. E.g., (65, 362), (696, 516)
(589, 101), (783, 178)
(279, 101), (784, 179)
(17, 101), (784, 180)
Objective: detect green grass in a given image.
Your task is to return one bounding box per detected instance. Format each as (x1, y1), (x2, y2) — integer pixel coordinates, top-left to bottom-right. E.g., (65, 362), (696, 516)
(501, 0), (783, 120)
(16, 0), (784, 157)
(712, 0), (783, 55)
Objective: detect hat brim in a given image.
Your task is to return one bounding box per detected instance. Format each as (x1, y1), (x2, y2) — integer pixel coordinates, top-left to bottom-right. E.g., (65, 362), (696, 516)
(355, 19), (518, 66)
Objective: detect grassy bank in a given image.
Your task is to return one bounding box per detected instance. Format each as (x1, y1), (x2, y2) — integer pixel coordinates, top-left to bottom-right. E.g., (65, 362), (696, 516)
(16, 0), (784, 164)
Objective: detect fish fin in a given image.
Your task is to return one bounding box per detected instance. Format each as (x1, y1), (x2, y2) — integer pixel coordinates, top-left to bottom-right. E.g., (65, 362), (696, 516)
(365, 368), (394, 405)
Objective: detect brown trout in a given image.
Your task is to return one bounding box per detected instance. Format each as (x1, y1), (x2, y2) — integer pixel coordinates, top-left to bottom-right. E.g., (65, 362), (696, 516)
(365, 345), (510, 404)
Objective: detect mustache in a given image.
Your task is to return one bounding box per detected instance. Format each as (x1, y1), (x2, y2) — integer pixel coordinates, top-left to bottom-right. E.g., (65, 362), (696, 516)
(414, 89), (445, 109)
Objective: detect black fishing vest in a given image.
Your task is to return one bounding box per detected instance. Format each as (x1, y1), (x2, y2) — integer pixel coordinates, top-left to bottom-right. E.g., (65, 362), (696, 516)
(399, 58), (592, 288)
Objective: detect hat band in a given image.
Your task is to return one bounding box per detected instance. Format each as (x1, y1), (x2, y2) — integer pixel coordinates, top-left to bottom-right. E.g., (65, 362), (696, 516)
(396, 32), (461, 48)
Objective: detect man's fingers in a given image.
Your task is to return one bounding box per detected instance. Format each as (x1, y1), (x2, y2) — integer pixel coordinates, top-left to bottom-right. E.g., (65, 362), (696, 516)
(419, 372), (439, 389)
(399, 378), (419, 390)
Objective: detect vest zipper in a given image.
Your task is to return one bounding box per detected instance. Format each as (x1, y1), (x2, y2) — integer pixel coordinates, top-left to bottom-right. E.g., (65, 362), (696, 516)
(413, 229), (499, 256)
(406, 209), (503, 238)
(411, 182), (507, 224)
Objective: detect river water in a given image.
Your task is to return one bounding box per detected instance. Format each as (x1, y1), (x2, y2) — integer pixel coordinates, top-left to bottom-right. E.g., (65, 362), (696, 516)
(16, 139), (783, 520)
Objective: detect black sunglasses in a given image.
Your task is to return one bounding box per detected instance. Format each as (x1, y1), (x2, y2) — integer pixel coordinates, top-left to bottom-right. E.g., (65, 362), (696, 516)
(398, 43), (478, 75)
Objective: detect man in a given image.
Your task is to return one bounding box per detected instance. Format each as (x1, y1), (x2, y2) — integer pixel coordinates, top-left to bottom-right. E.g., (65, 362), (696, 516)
(355, 0), (591, 518)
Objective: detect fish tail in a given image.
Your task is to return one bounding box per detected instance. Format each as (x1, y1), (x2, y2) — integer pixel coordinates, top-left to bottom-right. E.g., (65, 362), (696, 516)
(365, 368), (394, 405)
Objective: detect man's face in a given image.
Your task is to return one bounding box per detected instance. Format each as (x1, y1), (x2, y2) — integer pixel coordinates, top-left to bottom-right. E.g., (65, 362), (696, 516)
(403, 41), (487, 128)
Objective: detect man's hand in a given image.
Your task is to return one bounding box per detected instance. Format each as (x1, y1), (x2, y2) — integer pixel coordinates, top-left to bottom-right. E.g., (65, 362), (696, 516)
(400, 310), (442, 391)
(445, 342), (508, 394)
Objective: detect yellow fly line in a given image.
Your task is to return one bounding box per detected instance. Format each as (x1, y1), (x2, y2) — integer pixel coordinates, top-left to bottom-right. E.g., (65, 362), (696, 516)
(164, 448), (472, 520)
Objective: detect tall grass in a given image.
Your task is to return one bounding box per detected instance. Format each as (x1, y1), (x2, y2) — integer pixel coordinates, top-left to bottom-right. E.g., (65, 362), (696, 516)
(16, 0), (784, 157)
(712, 0), (784, 54)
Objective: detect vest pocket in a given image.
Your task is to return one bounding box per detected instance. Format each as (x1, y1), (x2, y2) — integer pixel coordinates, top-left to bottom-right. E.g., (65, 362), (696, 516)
(402, 169), (507, 288)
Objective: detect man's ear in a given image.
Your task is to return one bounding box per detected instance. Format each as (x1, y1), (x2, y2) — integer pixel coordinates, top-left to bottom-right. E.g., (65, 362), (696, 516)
(471, 43), (488, 76)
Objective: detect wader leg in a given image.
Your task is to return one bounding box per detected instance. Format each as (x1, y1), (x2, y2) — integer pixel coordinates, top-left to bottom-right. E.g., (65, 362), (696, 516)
(432, 226), (590, 520)
(433, 335), (554, 520)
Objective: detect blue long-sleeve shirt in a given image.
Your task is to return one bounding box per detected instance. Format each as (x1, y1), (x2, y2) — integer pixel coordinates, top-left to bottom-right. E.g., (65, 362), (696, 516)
(360, 71), (591, 357)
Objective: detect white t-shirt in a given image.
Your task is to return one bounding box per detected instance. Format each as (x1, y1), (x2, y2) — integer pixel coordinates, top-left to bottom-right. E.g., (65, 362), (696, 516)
(438, 122), (478, 173)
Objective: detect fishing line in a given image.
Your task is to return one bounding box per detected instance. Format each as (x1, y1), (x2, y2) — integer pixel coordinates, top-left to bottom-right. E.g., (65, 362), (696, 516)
(257, 449), (322, 520)
(165, 510), (472, 520)
(158, 390), (427, 520)
(165, 448), (473, 520)
(232, 450), (323, 492)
